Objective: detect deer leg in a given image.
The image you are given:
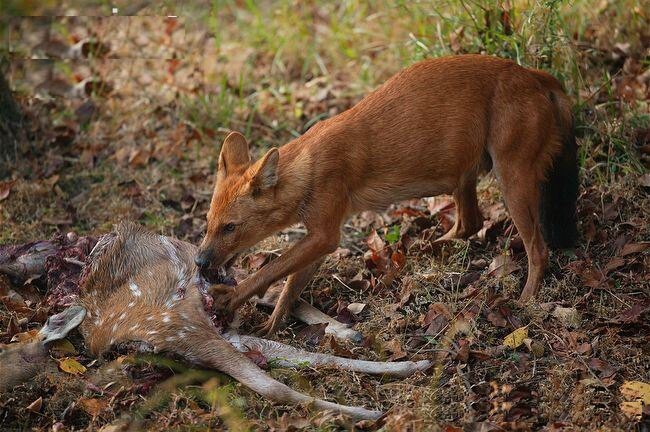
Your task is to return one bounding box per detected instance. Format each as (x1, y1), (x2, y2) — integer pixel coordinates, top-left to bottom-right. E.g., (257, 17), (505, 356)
(227, 334), (431, 378)
(189, 327), (382, 420)
(256, 288), (363, 342)
(0, 240), (59, 281)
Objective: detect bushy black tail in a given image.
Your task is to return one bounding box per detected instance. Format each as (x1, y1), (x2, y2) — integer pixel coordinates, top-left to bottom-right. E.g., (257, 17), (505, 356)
(540, 116), (579, 249)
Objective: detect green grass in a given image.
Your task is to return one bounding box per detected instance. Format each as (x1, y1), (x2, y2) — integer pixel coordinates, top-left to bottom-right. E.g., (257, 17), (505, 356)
(191, 0), (646, 169)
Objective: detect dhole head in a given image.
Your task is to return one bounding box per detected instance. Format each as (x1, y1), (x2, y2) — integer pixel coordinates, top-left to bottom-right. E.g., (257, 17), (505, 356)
(196, 132), (281, 274)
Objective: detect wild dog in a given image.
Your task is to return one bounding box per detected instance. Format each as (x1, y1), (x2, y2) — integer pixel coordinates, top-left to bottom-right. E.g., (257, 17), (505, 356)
(196, 54), (579, 336)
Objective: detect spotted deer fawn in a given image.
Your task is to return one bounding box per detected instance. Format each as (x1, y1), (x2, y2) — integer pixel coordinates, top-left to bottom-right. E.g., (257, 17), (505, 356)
(196, 54), (578, 336)
(1, 223), (431, 419)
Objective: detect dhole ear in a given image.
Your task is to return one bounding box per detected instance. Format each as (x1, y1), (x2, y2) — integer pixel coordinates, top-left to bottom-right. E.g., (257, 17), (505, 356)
(250, 148), (279, 192)
(218, 131), (251, 177)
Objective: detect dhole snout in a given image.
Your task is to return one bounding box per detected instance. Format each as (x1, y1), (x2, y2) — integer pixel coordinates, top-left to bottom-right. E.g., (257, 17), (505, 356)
(195, 243), (238, 284)
(194, 245), (216, 269)
(195, 237), (232, 269)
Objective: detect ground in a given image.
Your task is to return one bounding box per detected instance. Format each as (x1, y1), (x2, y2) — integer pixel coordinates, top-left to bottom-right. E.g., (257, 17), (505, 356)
(0, 1), (648, 431)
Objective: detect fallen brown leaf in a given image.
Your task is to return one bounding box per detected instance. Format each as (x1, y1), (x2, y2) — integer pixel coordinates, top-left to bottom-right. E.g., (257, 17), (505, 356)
(297, 323), (327, 346)
(328, 336), (355, 358)
(26, 397), (42, 413)
(335, 302), (357, 325)
(487, 310), (508, 328)
(609, 301), (650, 324)
(1, 291), (31, 314)
(523, 338), (544, 357)
(423, 302), (451, 336)
(243, 349), (268, 369)
(589, 357), (616, 378)
(620, 241), (650, 256)
(267, 411), (311, 431)
(0, 180), (16, 201)
(79, 397), (108, 417)
(604, 256), (626, 274)
(384, 339), (407, 361)
(366, 229), (385, 253)
(488, 254), (520, 278)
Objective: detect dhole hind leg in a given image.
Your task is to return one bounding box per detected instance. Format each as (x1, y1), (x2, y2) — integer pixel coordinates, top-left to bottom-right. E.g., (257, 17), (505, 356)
(255, 258), (324, 337)
(435, 170), (483, 243)
(494, 162), (549, 303)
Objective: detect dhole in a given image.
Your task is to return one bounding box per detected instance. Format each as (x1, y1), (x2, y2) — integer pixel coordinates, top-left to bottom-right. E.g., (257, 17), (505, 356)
(197, 54), (578, 335)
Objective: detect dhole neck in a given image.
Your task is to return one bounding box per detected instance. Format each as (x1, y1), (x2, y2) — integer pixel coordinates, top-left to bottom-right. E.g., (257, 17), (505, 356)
(275, 136), (313, 222)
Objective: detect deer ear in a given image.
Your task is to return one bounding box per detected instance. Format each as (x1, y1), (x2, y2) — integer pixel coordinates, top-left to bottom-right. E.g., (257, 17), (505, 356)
(250, 148), (279, 191)
(38, 305), (86, 344)
(218, 132), (251, 177)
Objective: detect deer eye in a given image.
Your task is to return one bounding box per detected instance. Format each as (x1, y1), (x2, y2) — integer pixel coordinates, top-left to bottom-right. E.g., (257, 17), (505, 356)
(222, 223), (236, 234)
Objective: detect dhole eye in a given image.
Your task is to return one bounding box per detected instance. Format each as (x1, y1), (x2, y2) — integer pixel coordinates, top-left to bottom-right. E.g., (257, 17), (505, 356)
(222, 223), (236, 234)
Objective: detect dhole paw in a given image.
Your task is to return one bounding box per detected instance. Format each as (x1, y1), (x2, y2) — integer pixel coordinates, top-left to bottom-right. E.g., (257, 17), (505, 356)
(209, 283), (234, 296)
(254, 317), (282, 337)
(516, 291), (536, 307)
(224, 290), (252, 312)
(211, 281), (259, 312)
(209, 284), (237, 309)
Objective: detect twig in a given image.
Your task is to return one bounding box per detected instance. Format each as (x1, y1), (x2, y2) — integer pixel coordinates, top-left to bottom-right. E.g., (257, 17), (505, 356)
(63, 257), (86, 267)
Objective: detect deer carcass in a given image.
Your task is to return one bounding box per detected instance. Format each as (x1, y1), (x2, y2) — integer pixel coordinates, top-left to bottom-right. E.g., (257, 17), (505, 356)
(0, 223), (430, 420)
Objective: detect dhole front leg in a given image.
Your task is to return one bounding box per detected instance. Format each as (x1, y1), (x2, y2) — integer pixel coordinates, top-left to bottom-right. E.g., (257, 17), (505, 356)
(255, 258), (325, 336)
(214, 230), (340, 313)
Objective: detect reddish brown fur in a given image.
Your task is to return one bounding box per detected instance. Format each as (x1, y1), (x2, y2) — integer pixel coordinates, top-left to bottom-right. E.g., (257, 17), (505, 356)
(199, 55), (574, 335)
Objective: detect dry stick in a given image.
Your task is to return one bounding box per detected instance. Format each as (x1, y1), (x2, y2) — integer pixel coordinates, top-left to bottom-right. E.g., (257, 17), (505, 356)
(332, 273), (356, 293)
